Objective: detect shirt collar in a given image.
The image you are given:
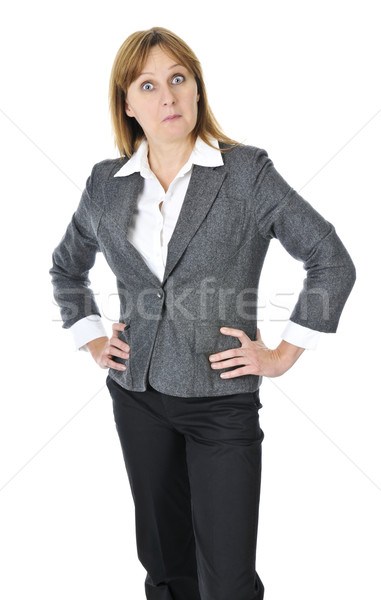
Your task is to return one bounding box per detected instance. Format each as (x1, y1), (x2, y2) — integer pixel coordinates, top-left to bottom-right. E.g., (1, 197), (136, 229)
(114, 136), (223, 178)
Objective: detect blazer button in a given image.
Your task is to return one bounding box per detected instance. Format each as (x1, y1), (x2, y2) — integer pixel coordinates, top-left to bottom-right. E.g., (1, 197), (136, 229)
(157, 291), (163, 299)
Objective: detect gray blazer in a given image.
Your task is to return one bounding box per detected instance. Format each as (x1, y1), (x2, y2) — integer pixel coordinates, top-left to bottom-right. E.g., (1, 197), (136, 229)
(49, 143), (356, 397)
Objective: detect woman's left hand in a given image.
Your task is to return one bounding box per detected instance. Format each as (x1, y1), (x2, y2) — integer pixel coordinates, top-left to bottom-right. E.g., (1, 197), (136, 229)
(208, 327), (305, 379)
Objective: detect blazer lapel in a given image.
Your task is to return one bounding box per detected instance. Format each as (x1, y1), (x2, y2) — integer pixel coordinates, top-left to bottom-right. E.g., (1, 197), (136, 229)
(103, 173), (162, 286)
(162, 164), (227, 284)
(103, 172), (143, 235)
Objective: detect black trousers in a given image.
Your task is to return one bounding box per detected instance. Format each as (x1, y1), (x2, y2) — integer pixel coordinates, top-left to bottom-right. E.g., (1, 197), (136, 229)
(106, 374), (265, 600)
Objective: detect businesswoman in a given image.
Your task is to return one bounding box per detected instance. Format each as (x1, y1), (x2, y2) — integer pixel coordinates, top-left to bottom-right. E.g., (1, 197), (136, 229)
(50, 27), (356, 600)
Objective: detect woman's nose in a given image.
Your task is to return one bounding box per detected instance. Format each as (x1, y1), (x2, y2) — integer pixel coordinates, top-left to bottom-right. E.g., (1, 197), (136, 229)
(161, 84), (176, 106)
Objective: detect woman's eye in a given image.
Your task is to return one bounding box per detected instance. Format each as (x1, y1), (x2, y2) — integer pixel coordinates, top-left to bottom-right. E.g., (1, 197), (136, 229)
(172, 75), (185, 85)
(142, 82), (154, 91)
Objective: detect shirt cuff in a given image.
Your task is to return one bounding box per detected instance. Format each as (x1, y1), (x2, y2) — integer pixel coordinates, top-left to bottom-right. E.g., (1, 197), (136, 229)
(281, 321), (321, 350)
(70, 315), (108, 351)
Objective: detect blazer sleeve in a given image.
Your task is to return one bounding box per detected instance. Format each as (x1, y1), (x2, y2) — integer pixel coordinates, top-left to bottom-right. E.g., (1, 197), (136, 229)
(49, 166), (103, 329)
(252, 148), (356, 333)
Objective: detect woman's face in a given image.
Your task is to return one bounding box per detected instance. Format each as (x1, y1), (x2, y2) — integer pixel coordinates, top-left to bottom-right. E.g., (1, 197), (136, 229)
(125, 46), (200, 147)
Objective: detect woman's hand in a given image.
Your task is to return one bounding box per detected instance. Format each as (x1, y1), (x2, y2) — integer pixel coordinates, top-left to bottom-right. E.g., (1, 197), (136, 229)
(86, 322), (130, 371)
(208, 327), (304, 379)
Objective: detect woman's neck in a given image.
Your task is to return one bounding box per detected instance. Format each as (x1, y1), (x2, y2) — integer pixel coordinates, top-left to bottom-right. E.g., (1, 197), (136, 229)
(147, 137), (195, 190)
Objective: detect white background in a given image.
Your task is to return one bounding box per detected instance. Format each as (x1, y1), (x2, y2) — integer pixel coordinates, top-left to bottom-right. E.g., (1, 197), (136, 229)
(0, 0), (380, 598)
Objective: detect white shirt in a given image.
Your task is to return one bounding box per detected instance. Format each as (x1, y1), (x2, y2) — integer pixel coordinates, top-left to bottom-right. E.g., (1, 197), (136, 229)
(71, 137), (320, 351)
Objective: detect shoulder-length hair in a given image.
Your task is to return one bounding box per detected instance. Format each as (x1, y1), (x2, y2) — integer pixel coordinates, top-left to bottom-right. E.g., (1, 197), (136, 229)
(109, 27), (240, 157)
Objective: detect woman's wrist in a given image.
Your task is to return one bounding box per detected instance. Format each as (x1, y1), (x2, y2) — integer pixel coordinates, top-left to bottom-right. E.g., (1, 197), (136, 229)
(274, 339), (305, 373)
(86, 336), (109, 360)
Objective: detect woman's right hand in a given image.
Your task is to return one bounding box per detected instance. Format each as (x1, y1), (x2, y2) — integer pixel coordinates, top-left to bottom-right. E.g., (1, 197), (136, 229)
(86, 322), (130, 371)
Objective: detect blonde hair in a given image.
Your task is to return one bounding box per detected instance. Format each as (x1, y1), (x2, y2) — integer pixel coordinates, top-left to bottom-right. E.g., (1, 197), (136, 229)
(109, 27), (240, 157)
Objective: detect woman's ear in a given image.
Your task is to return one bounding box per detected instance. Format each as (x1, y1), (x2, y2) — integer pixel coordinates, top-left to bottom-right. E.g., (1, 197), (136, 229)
(125, 100), (134, 118)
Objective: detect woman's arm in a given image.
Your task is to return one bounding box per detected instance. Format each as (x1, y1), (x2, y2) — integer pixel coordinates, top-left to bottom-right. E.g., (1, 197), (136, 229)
(252, 148), (356, 334)
(49, 166), (104, 330)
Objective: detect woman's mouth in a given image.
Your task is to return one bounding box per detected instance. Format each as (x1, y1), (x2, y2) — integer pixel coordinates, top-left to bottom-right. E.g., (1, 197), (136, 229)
(163, 114), (181, 122)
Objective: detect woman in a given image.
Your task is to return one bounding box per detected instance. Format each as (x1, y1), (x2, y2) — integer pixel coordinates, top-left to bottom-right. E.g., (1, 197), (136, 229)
(50, 27), (356, 600)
